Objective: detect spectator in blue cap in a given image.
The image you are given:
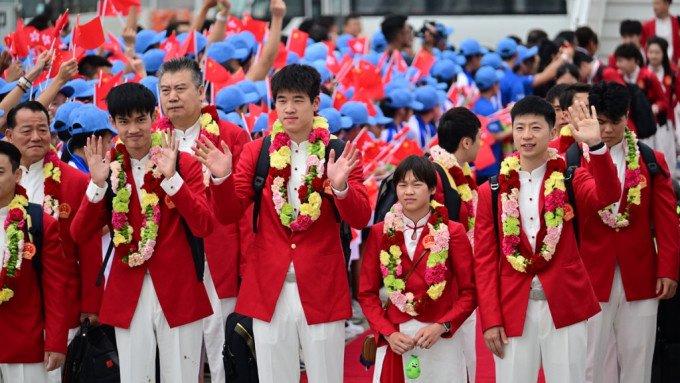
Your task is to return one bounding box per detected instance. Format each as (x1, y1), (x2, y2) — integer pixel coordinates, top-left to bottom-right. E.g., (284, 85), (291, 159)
(419, 21), (453, 53)
(472, 65), (511, 183)
(65, 78), (96, 103)
(367, 103), (394, 139)
(340, 101), (375, 141)
(51, 101), (82, 144)
(336, 34), (353, 56)
(431, 59), (461, 89)
(235, 80), (263, 104)
(206, 41), (236, 65)
(380, 87), (422, 141)
(78, 55), (113, 80)
(319, 93), (332, 110)
(251, 113), (269, 139)
(481, 52), (503, 70)
(135, 29), (166, 54)
(142, 49), (167, 76)
(381, 15), (410, 58)
(140, 76), (160, 102)
(459, 38), (487, 86)
(409, 85), (440, 148)
(177, 31), (208, 59)
(319, 107), (352, 134)
(304, 42), (329, 63)
(65, 104), (117, 172)
(216, 85), (254, 115)
(497, 37), (526, 106)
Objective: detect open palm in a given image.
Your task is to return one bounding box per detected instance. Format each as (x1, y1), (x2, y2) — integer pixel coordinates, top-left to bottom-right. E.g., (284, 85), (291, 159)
(326, 141), (360, 191)
(192, 135), (233, 178)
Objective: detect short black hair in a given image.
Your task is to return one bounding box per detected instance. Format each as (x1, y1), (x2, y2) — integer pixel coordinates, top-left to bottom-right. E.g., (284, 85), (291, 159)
(554, 30), (576, 46)
(556, 63), (580, 81)
(381, 15), (407, 44)
(393, 155), (437, 191)
(558, 83), (592, 109)
(589, 81), (630, 122)
(511, 95), (556, 128)
(344, 14), (360, 24)
(0, 141), (21, 171)
(157, 57), (203, 88)
(78, 55), (113, 78)
(614, 42), (644, 65)
(546, 83), (570, 104)
(107, 82), (157, 120)
(575, 26), (598, 48)
(271, 64), (320, 102)
(508, 35), (523, 45)
(6, 101), (50, 129)
(620, 20), (642, 37)
(573, 50), (594, 67)
(438, 107), (481, 153)
(526, 29), (548, 47)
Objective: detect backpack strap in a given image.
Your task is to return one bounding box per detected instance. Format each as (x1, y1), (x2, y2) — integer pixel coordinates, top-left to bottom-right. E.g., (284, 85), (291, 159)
(489, 175), (500, 242)
(565, 165), (579, 244)
(637, 141), (666, 178)
(432, 162), (462, 221)
(27, 203), (43, 277)
(252, 137), (272, 233)
(565, 142), (582, 168)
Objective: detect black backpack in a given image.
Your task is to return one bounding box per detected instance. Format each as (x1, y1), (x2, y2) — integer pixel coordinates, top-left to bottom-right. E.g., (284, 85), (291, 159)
(373, 159), (462, 224)
(26, 203), (44, 277)
(96, 156), (206, 287)
(223, 313), (258, 383)
(252, 136), (352, 262)
(627, 83), (658, 139)
(62, 319), (120, 383)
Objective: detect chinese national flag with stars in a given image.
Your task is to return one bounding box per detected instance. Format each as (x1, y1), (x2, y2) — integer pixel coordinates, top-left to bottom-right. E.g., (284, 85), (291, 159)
(287, 29), (308, 57)
(205, 57), (232, 84)
(95, 71), (124, 110)
(73, 17), (106, 50)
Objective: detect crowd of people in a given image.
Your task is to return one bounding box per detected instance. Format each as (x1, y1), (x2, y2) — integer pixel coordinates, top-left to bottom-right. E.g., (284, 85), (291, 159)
(0, 0), (679, 383)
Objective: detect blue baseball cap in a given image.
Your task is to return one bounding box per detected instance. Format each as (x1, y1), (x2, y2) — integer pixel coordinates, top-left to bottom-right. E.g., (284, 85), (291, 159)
(459, 38), (486, 57)
(65, 78), (95, 99)
(32, 79), (75, 99)
(371, 32), (388, 53)
(497, 37), (518, 59)
(69, 104), (117, 136)
(311, 60), (331, 83)
(140, 76), (159, 101)
(207, 41), (236, 64)
(252, 113), (268, 133)
(111, 60), (127, 75)
(238, 31), (258, 55)
(517, 45), (538, 62)
(51, 102), (82, 133)
(481, 52), (503, 69)
(226, 33), (254, 60)
(340, 101), (375, 126)
(475, 65), (501, 90)
(135, 30), (166, 54)
(224, 111), (245, 129)
(304, 42), (328, 62)
(142, 49), (166, 74)
(373, 104), (393, 125)
(216, 86), (250, 113)
(319, 93), (332, 109)
(385, 88), (424, 110)
(430, 59), (461, 81)
(177, 31), (208, 54)
(384, 77), (412, 95)
(286, 51), (300, 65)
(235, 80), (262, 104)
(441, 50), (466, 66)
(319, 108), (352, 133)
(414, 85), (439, 111)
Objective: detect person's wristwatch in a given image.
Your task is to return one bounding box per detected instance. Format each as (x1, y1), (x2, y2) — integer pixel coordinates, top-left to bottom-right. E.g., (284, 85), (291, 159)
(440, 322), (451, 334)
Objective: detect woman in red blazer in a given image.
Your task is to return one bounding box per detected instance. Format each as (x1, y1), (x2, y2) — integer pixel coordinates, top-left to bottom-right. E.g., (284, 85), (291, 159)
(359, 156), (476, 383)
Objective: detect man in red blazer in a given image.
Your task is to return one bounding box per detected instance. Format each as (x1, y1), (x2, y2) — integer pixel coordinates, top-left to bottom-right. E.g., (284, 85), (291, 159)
(155, 57), (250, 383)
(641, 0), (680, 65)
(196, 64), (372, 383)
(581, 82), (679, 383)
(474, 96), (621, 382)
(71, 83), (213, 383)
(0, 141), (70, 382)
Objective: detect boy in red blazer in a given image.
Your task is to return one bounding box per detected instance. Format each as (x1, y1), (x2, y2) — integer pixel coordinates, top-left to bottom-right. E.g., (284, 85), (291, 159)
(0, 141), (70, 382)
(582, 82), (679, 383)
(71, 83), (214, 383)
(196, 64), (372, 383)
(641, 0), (680, 65)
(359, 155), (476, 383)
(474, 96), (621, 382)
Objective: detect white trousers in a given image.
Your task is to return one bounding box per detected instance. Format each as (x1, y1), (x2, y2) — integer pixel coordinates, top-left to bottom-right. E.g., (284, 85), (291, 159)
(456, 310), (477, 383)
(201, 262), (236, 383)
(494, 299), (587, 383)
(115, 274), (203, 383)
(0, 363), (48, 383)
(586, 267), (658, 383)
(372, 319), (466, 383)
(253, 281), (345, 383)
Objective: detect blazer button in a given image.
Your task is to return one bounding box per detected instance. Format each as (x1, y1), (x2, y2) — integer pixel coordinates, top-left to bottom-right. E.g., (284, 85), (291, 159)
(291, 243), (297, 249)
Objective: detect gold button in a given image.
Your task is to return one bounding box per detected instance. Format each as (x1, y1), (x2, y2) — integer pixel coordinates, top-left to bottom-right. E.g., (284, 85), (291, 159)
(291, 243), (296, 249)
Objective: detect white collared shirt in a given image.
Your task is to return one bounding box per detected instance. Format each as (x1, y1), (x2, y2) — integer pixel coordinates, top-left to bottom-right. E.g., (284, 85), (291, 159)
(174, 120), (201, 154)
(656, 17), (673, 59)
(402, 213), (430, 260)
(20, 159), (45, 205)
(519, 163), (547, 292)
(0, 206), (8, 251)
(608, 139), (627, 215)
(624, 66), (641, 85)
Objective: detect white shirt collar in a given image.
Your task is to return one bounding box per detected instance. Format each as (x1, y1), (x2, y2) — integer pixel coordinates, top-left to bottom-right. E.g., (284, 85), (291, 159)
(290, 141), (309, 150)
(519, 162), (547, 180)
(21, 159), (45, 174)
(402, 212), (430, 228)
(175, 119), (201, 137)
(624, 66), (641, 84)
(130, 154), (150, 166)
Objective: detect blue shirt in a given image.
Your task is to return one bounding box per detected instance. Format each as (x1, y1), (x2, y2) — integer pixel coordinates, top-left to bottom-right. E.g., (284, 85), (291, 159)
(499, 64), (525, 106)
(472, 96), (503, 181)
(520, 74), (534, 96)
(414, 114), (437, 148)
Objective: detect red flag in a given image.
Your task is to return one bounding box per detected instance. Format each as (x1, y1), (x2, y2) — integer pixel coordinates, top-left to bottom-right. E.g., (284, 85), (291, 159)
(286, 29), (308, 57)
(388, 139), (423, 165)
(205, 58), (231, 83)
(348, 37), (368, 55)
(160, 31), (182, 61)
(273, 43), (288, 69)
(411, 49), (435, 80)
(179, 29), (196, 56)
(53, 10), (70, 39)
(225, 68), (245, 85)
(353, 60), (384, 101)
(242, 16), (268, 43)
(332, 90), (348, 110)
(226, 16), (243, 34)
(8, 19), (30, 58)
(353, 94), (377, 116)
(73, 17), (105, 50)
(249, 103), (264, 118)
(99, 0), (139, 16)
(475, 130), (496, 169)
(392, 50), (408, 73)
(48, 49), (78, 79)
(95, 71), (124, 110)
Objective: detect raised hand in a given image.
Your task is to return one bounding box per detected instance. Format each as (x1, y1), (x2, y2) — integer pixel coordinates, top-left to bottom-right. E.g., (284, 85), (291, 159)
(84, 136), (111, 187)
(154, 131), (179, 178)
(270, 0), (287, 18)
(122, 27), (137, 49)
(192, 135), (232, 178)
(56, 58), (78, 83)
(326, 141), (360, 192)
(568, 100), (602, 147)
(26, 50), (53, 81)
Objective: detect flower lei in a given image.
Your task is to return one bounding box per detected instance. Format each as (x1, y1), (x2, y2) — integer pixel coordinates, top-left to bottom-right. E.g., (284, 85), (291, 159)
(110, 132), (164, 267)
(269, 116), (330, 231)
(380, 201), (450, 316)
(429, 145), (478, 242)
(0, 187), (36, 304)
(42, 150), (62, 219)
(598, 130), (645, 229)
(499, 149), (572, 273)
(155, 105), (221, 144)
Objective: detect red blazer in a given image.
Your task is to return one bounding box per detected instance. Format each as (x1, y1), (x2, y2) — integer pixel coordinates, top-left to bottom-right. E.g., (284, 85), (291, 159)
(578, 150), (680, 302)
(358, 221), (476, 341)
(71, 153), (213, 328)
(210, 138), (372, 325)
(203, 120), (250, 298)
(433, 171), (473, 230)
(473, 152), (620, 337)
(642, 16), (680, 64)
(637, 66), (670, 120)
(57, 162), (103, 324)
(0, 213), (70, 362)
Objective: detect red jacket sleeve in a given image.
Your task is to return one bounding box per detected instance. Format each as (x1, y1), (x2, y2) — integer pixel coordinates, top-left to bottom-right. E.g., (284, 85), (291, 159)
(42, 215), (72, 355)
(331, 152), (371, 229)
(644, 71), (669, 117)
(437, 221), (477, 332)
(358, 225), (399, 338)
(650, 153), (680, 280)
(210, 140), (258, 225)
(171, 153), (214, 238)
(77, 235), (103, 314)
(473, 183), (503, 332)
(574, 151), (621, 214)
(70, 191), (110, 245)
